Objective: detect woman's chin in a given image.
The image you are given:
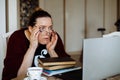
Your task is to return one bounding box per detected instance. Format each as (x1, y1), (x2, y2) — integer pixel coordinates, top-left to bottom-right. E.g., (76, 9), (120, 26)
(40, 41), (50, 45)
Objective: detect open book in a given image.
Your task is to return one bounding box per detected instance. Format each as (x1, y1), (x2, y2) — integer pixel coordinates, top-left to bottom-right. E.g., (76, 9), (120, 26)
(38, 57), (76, 66)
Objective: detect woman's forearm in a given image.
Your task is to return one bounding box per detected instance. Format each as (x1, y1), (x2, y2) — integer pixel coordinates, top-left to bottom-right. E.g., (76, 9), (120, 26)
(48, 50), (58, 57)
(17, 46), (36, 78)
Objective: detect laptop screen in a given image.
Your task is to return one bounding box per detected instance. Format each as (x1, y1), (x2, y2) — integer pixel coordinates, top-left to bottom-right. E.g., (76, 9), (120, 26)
(83, 37), (120, 80)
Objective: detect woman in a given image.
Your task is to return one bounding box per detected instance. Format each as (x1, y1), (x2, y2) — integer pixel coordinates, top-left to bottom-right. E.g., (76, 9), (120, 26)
(2, 9), (70, 80)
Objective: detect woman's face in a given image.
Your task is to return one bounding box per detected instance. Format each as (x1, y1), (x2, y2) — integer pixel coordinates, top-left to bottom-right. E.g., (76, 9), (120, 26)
(35, 17), (53, 44)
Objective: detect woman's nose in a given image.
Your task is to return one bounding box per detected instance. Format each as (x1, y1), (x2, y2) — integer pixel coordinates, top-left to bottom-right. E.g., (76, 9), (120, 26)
(45, 28), (52, 33)
(45, 29), (52, 35)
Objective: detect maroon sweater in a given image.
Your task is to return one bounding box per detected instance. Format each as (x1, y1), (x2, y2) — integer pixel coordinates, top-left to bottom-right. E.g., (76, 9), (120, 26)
(2, 28), (70, 80)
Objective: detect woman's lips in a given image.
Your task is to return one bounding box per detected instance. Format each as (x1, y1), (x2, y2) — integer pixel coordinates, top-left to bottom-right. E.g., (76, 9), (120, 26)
(44, 37), (50, 41)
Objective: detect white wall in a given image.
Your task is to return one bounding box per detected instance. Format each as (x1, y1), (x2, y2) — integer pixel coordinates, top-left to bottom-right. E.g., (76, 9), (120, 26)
(7, 0), (19, 32)
(86, 0), (117, 38)
(0, 0), (6, 79)
(105, 0), (117, 33)
(0, 0), (19, 34)
(86, 0), (104, 38)
(0, 0), (6, 34)
(65, 0), (85, 52)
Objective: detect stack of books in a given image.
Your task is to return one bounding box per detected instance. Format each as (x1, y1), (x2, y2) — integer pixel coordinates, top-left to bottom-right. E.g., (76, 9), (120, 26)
(38, 57), (76, 70)
(38, 57), (80, 76)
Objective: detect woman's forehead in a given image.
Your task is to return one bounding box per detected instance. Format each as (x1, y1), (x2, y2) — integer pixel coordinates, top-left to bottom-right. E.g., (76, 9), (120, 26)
(36, 17), (52, 23)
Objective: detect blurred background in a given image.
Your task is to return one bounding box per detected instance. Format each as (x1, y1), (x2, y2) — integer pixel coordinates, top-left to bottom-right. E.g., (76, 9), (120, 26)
(0, 0), (119, 55)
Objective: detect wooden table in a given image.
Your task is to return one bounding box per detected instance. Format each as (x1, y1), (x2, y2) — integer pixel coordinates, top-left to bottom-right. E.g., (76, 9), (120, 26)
(11, 74), (62, 80)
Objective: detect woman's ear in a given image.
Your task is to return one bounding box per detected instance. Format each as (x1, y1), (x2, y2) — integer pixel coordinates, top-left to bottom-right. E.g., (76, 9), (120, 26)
(28, 26), (33, 33)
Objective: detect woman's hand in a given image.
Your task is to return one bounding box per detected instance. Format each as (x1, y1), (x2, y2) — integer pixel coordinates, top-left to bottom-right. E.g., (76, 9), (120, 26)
(29, 26), (40, 49)
(46, 31), (58, 57)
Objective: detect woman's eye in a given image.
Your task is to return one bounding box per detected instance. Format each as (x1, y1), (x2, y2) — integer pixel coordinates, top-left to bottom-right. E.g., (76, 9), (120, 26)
(39, 26), (53, 32)
(39, 27), (45, 32)
(49, 27), (53, 30)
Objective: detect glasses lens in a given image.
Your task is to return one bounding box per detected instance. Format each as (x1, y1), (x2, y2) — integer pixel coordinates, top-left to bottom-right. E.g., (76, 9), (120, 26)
(39, 27), (53, 32)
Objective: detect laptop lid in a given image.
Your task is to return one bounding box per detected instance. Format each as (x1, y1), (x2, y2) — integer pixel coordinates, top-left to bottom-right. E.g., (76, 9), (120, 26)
(83, 37), (120, 80)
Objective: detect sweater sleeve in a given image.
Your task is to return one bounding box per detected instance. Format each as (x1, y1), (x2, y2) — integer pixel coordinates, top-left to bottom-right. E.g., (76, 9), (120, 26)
(55, 34), (70, 57)
(2, 30), (28, 80)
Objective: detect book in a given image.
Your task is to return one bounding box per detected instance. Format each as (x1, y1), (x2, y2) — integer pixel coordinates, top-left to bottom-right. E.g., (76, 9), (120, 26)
(38, 57), (76, 66)
(38, 63), (75, 70)
(42, 66), (81, 76)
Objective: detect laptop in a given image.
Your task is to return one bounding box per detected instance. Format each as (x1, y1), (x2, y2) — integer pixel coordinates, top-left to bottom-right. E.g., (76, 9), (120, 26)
(54, 68), (82, 80)
(83, 37), (120, 80)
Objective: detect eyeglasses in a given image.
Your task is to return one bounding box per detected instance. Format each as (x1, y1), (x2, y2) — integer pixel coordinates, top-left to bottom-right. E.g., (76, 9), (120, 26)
(39, 26), (53, 33)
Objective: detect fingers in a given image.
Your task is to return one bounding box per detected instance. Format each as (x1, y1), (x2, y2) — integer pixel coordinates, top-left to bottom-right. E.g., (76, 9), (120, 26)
(33, 26), (40, 35)
(29, 26), (40, 44)
(51, 30), (58, 42)
(29, 26), (40, 48)
(51, 30), (57, 36)
(29, 26), (41, 40)
(46, 30), (58, 52)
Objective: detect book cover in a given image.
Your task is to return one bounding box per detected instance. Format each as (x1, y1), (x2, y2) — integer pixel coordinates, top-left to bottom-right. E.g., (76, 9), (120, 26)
(42, 66), (81, 76)
(39, 63), (75, 70)
(38, 57), (76, 66)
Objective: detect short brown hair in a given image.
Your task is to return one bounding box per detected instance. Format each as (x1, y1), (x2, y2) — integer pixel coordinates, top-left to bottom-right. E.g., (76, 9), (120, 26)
(28, 9), (52, 27)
